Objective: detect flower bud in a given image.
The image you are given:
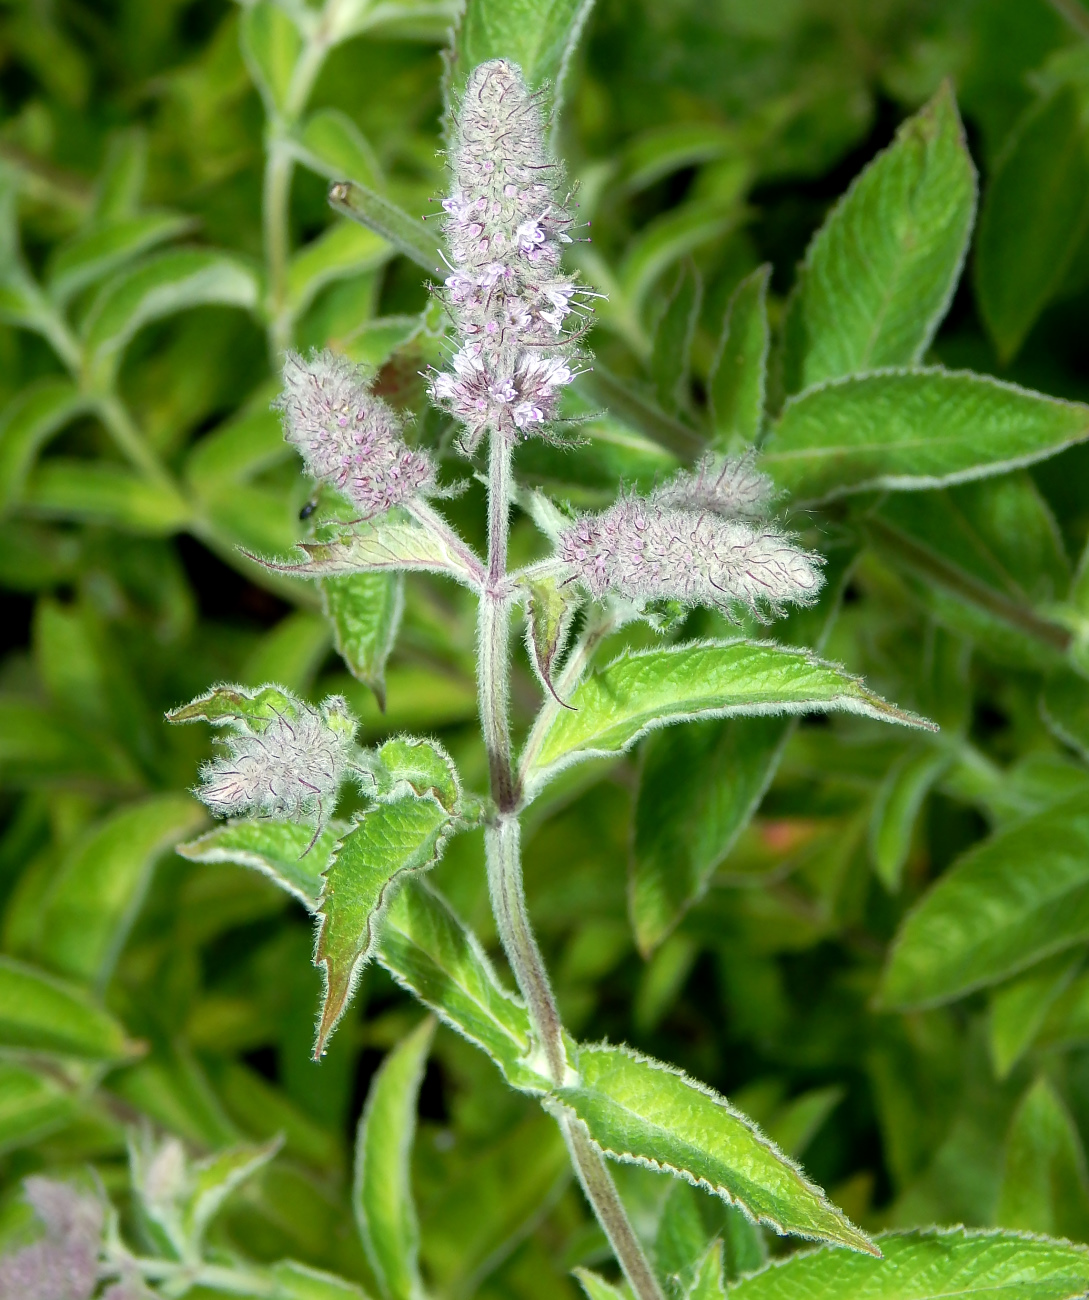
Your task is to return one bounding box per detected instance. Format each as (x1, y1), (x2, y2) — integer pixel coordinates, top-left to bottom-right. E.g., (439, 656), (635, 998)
(278, 350), (437, 517)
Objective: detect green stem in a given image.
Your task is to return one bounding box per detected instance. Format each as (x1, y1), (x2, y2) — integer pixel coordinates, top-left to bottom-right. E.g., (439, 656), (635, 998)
(94, 392), (189, 498)
(478, 432), (664, 1300)
(264, 138), (296, 358)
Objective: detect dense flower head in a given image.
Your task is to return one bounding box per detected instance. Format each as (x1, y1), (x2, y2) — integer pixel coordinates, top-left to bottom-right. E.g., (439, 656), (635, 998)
(558, 486), (823, 621)
(197, 694), (355, 826)
(0, 1179), (103, 1300)
(652, 452), (776, 519)
(278, 350), (437, 517)
(428, 59), (590, 450)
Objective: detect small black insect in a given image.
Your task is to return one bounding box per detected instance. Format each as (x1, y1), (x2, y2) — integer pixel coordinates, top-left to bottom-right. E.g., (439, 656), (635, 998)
(299, 499), (318, 521)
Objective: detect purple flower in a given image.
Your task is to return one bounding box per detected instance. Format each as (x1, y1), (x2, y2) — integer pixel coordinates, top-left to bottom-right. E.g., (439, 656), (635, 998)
(0, 1179), (104, 1300)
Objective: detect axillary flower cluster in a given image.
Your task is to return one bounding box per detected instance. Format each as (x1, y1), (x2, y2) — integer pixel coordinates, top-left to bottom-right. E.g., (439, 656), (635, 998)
(427, 60), (589, 450)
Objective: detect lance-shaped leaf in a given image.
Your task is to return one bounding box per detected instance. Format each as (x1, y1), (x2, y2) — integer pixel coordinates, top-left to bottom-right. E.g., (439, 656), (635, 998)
(686, 1242), (726, 1300)
(784, 82), (976, 392)
(550, 1044), (876, 1254)
(314, 753), (459, 1055)
(46, 212), (195, 304)
(186, 1137), (282, 1253)
(997, 1077), (1089, 1242)
(0, 1063), (78, 1153)
(524, 639), (931, 797)
(273, 512), (482, 588)
(989, 952), (1082, 1080)
(869, 747), (951, 892)
(286, 221), (391, 321)
(879, 794), (1089, 1009)
(524, 574), (578, 705)
(295, 108), (383, 191)
(651, 261), (701, 417)
(177, 819), (337, 911)
(765, 370), (1089, 504)
(0, 379), (90, 510)
(710, 264), (770, 450)
(270, 1261), (369, 1299)
(322, 572), (404, 712)
(0, 955), (137, 1061)
(167, 682), (302, 731)
(377, 879), (550, 1093)
(328, 181), (442, 275)
(574, 1270), (626, 1300)
(727, 1228), (1089, 1300)
(354, 1017), (433, 1300)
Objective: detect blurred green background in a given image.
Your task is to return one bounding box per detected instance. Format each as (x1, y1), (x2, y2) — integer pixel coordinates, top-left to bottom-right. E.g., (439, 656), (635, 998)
(5, 0), (1089, 1294)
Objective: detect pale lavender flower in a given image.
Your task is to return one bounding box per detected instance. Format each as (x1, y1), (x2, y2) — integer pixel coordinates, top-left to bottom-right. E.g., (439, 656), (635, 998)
(652, 452), (776, 519)
(278, 350), (437, 518)
(197, 694), (356, 827)
(428, 59), (592, 450)
(559, 495), (823, 620)
(0, 1179), (103, 1300)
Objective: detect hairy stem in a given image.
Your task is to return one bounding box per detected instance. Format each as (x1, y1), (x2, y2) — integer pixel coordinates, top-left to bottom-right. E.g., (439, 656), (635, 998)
(478, 433), (663, 1300)
(264, 140), (295, 358)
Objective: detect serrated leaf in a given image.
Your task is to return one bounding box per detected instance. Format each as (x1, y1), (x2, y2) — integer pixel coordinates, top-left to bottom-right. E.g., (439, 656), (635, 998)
(354, 1017), (433, 1300)
(525, 573), (578, 705)
(295, 108), (383, 191)
(322, 572), (404, 711)
(0, 954), (136, 1061)
(651, 261), (701, 417)
(990, 952), (1083, 1080)
(240, 0), (302, 117)
(997, 1078), (1089, 1242)
(328, 181), (443, 275)
(0, 379), (89, 511)
(551, 1044), (875, 1253)
(880, 794), (1089, 1009)
(728, 1228), (1089, 1300)
(709, 265), (770, 450)
(765, 370), (1089, 504)
(81, 249), (259, 388)
(46, 212), (194, 303)
(450, 0), (596, 124)
(314, 797), (455, 1055)
(785, 83), (975, 392)
(377, 879), (549, 1092)
(525, 639), (931, 797)
(23, 460), (192, 535)
(270, 1260), (369, 1300)
(287, 220), (391, 319)
(38, 794), (206, 989)
(375, 737), (460, 812)
(177, 819), (338, 911)
(977, 86), (1089, 362)
(869, 747), (950, 892)
(284, 512), (482, 587)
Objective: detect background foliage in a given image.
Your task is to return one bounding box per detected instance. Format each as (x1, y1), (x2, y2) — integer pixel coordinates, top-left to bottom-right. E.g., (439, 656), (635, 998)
(5, 0), (1089, 1295)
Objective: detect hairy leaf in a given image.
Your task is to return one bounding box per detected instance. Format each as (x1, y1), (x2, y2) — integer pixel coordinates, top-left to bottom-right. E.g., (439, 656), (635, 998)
(709, 264), (770, 450)
(177, 819), (337, 911)
(766, 370), (1089, 503)
(239, 0), (302, 117)
(526, 640), (931, 795)
(524, 574), (578, 705)
(322, 572), (404, 711)
(328, 181), (442, 275)
(880, 795), (1089, 1008)
(0, 955), (136, 1060)
(786, 83), (976, 391)
(687, 1242), (726, 1300)
(996, 1077), (1089, 1242)
(283, 513), (482, 587)
(354, 1017), (433, 1300)
(728, 1229), (1089, 1300)
(551, 1044), (876, 1253)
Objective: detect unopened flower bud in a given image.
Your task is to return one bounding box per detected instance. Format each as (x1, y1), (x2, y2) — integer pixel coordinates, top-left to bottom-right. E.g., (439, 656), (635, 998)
(278, 350), (437, 517)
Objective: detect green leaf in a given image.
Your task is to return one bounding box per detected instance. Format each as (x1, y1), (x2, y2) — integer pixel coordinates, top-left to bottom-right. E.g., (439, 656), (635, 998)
(765, 370), (1089, 504)
(621, 200), (741, 314)
(765, 1087), (844, 1160)
(23, 460), (192, 534)
(1042, 669), (1089, 762)
(315, 785), (456, 1054)
(188, 1138), (283, 1252)
(81, 249), (260, 389)
(328, 181), (443, 275)
(177, 819), (338, 911)
(990, 952), (1083, 1080)
(655, 1181), (749, 1300)
(525, 639), (932, 797)
(240, 0), (303, 117)
(322, 572), (404, 711)
(377, 879), (549, 1092)
(374, 737), (461, 812)
(243, 609), (332, 694)
(576, 365), (704, 459)
(287, 221), (392, 320)
(551, 1043), (876, 1254)
(46, 212), (195, 303)
(686, 1242), (726, 1300)
(37, 793), (206, 989)
(0, 1063), (77, 1153)
(997, 1077), (1089, 1242)
(786, 83), (975, 392)
(354, 1016), (433, 1300)
(0, 695), (140, 790)
(167, 681), (310, 732)
(270, 1260), (368, 1300)
(0, 954), (136, 1060)
(296, 108), (383, 191)
(977, 86), (1089, 362)
(573, 1269), (626, 1300)
(0, 379), (89, 511)
(650, 261), (701, 417)
(284, 512), (482, 587)
(869, 747), (950, 892)
(524, 573), (578, 705)
(879, 795), (1089, 1009)
(728, 1229), (1089, 1300)
(709, 265), (770, 450)
(450, 0), (597, 123)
